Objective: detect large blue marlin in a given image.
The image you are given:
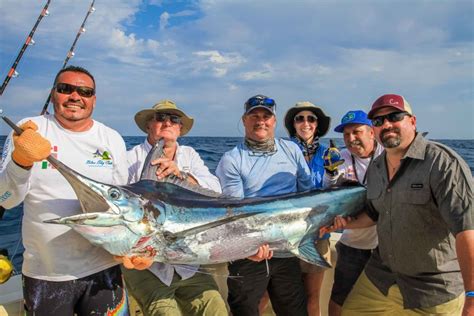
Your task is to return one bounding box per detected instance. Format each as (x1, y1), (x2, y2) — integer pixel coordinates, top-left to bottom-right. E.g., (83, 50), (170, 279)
(44, 141), (366, 268)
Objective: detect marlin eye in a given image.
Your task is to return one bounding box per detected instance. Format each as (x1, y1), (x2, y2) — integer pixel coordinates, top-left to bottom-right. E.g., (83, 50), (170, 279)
(108, 188), (121, 200)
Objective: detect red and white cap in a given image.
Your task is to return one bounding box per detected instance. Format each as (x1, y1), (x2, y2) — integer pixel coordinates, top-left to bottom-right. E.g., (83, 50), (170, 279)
(367, 94), (413, 119)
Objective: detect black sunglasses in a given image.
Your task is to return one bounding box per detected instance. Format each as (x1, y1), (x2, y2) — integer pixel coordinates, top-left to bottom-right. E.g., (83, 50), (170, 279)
(155, 113), (182, 124)
(245, 97), (276, 112)
(55, 83), (95, 98)
(371, 112), (410, 127)
(294, 115), (317, 124)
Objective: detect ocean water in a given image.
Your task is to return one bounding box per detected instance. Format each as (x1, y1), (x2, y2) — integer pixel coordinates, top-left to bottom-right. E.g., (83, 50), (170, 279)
(1, 136), (473, 274)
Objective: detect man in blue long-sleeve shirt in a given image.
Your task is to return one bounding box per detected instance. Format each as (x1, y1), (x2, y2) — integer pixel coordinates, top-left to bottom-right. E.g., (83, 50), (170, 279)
(216, 95), (313, 316)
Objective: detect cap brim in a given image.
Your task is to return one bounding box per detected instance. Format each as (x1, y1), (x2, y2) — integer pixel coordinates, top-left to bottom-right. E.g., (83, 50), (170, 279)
(245, 105), (275, 115)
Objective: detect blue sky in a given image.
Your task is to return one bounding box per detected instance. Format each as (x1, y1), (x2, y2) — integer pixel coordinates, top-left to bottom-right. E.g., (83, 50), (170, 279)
(0, 0), (473, 139)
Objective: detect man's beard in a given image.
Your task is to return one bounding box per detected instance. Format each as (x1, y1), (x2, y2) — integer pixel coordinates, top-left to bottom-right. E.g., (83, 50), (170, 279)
(380, 128), (401, 148)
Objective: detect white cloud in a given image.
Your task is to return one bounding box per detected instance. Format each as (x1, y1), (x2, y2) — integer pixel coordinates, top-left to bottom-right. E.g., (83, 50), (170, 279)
(159, 12), (170, 30)
(192, 50), (246, 77)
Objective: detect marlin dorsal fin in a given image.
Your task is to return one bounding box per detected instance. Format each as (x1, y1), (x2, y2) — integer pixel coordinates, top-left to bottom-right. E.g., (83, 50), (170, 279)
(140, 140), (222, 198)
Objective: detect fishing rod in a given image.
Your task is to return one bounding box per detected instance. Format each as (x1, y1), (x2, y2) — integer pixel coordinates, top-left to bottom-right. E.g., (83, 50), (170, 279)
(40, 0), (96, 115)
(0, 0), (52, 96)
(0, 1), (52, 221)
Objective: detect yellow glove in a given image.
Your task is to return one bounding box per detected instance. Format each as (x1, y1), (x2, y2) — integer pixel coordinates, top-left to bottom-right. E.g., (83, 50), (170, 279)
(12, 120), (51, 168)
(0, 254), (13, 284)
(114, 255), (154, 270)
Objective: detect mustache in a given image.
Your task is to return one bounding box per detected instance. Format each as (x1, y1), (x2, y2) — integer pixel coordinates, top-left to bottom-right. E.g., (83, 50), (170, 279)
(381, 127), (400, 138)
(348, 140), (363, 147)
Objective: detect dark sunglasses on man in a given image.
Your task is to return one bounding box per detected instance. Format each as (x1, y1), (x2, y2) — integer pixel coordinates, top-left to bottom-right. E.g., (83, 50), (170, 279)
(55, 83), (95, 98)
(155, 113), (182, 125)
(371, 111), (410, 127)
(294, 115), (317, 124)
(245, 96), (276, 112)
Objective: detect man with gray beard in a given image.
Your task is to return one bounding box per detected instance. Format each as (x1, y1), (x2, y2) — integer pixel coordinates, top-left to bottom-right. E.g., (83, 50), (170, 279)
(323, 110), (384, 316)
(323, 94), (473, 315)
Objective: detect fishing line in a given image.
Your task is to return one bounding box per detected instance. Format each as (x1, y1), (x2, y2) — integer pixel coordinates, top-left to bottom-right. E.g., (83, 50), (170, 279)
(0, 0), (51, 96)
(40, 0), (96, 115)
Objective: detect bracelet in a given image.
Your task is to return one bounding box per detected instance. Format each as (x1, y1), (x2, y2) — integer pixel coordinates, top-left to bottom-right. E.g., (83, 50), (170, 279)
(466, 291), (474, 298)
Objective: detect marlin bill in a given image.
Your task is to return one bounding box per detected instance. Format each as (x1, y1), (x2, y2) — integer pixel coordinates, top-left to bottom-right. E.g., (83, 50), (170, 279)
(45, 144), (366, 268)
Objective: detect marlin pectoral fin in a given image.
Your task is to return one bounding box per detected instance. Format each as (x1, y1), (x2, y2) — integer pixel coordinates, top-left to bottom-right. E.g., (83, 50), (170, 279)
(165, 211), (264, 241)
(290, 233), (331, 268)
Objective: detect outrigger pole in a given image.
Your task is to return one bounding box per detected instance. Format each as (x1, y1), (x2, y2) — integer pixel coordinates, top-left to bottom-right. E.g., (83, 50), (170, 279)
(0, 0), (52, 96)
(40, 0), (96, 115)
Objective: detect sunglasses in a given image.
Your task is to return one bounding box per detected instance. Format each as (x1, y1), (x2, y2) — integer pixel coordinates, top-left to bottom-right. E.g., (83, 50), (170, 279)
(155, 113), (182, 124)
(55, 83), (95, 98)
(371, 111), (410, 127)
(294, 115), (317, 124)
(245, 97), (276, 112)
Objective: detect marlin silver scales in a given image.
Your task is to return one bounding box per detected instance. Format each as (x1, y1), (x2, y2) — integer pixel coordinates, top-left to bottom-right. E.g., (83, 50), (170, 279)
(39, 140), (366, 268)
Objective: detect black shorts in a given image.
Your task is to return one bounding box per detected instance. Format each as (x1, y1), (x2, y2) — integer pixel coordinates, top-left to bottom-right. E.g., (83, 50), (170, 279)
(23, 265), (129, 316)
(330, 242), (372, 306)
(227, 257), (307, 316)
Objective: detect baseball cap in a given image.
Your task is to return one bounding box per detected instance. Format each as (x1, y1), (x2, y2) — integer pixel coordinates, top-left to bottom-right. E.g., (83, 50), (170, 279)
(334, 110), (372, 133)
(244, 95), (276, 115)
(367, 94), (413, 119)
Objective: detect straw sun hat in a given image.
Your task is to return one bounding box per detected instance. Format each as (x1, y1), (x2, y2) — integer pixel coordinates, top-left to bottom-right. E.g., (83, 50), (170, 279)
(134, 99), (194, 136)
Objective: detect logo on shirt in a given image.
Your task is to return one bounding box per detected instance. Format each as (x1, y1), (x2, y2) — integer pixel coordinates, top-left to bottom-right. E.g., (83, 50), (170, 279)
(411, 183), (423, 189)
(0, 191), (12, 203)
(41, 145), (58, 169)
(86, 149), (114, 168)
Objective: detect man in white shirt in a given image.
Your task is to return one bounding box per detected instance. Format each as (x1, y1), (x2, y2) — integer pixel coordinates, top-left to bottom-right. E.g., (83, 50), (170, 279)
(121, 100), (228, 316)
(326, 110), (383, 316)
(0, 66), (129, 315)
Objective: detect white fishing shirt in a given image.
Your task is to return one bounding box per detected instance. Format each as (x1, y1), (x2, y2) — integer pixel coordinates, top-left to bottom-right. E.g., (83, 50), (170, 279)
(324, 143), (384, 249)
(127, 139), (222, 286)
(0, 114), (128, 281)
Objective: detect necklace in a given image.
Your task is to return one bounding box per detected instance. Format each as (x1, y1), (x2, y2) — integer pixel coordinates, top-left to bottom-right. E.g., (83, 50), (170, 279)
(386, 157), (400, 174)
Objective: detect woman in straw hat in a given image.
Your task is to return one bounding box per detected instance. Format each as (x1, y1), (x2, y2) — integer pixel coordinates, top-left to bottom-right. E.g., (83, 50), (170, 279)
(120, 100), (228, 316)
(284, 101), (331, 316)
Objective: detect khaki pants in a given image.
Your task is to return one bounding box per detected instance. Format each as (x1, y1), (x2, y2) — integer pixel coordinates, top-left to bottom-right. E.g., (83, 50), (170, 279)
(122, 267), (227, 316)
(342, 271), (464, 316)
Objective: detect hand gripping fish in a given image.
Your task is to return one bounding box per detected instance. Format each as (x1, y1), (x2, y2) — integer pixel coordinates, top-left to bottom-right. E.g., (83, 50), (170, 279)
(39, 139), (366, 268)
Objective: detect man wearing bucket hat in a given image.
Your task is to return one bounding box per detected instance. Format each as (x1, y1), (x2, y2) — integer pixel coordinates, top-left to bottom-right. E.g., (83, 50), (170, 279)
(283, 101), (344, 316)
(324, 94), (473, 315)
(323, 110), (384, 316)
(216, 95), (313, 316)
(121, 100), (228, 315)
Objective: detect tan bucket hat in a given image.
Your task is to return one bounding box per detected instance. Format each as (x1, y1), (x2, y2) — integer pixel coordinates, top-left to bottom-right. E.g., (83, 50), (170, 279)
(134, 100), (194, 136)
(284, 101), (331, 138)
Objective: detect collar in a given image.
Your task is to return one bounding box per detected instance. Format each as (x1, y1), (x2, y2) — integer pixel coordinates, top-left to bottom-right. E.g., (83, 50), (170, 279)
(402, 133), (427, 161)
